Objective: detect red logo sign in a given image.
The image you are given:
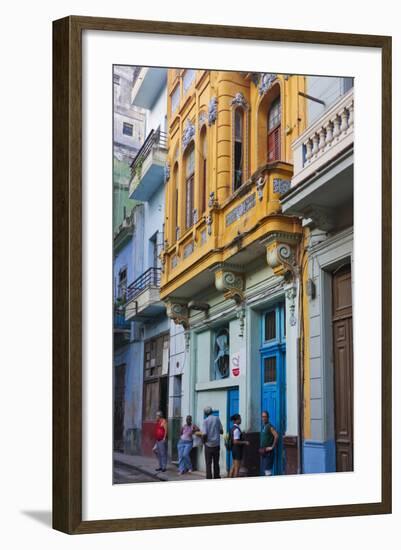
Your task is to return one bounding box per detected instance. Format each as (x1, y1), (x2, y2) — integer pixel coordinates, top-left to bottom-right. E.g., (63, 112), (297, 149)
(231, 354), (240, 377)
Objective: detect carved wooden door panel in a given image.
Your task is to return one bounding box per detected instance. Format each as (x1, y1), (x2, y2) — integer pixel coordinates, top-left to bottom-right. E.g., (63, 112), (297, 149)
(332, 265), (353, 472)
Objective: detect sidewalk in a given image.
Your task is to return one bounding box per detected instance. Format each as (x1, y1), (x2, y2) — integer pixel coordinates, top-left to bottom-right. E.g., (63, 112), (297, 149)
(114, 451), (205, 482)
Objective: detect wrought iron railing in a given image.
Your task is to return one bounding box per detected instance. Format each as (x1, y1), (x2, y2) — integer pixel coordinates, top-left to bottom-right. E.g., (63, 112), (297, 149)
(130, 127), (168, 179)
(126, 267), (161, 302)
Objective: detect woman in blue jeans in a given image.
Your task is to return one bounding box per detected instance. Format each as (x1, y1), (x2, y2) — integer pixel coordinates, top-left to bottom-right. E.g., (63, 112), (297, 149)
(177, 415), (199, 475)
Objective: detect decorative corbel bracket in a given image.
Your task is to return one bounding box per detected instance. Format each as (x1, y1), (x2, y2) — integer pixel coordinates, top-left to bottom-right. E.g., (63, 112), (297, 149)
(166, 300), (189, 330)
(214, 269), (245, 306)
(262, 232), (301, 281)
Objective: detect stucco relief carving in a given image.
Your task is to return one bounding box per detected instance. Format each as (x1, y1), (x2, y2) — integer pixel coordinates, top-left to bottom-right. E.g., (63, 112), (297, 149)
(166, 301), (189, 330)
(258, 73), (277, 95)
(264, 232), (300, 280)
(208, 96), (218, 126)
(182, 119), (195, 150)
(285, 286), (297, 327)
(256, 175), (266, 201)
(231, 92), (249, 110)
(215, 270), (244, 305)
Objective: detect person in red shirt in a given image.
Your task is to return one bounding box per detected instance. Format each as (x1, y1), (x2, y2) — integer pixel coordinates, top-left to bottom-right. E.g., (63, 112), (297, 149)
(154, 411), (168, 472)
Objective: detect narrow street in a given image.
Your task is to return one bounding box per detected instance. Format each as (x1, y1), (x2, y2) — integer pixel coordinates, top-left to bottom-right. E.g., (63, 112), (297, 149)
(113, 461), (159, 484)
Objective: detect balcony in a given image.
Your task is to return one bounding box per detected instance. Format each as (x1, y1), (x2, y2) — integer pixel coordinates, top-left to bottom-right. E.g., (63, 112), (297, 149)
(113, 211), (134, 254)
(125, 267), (165, 322)
(160, 161), (302, 300)
(131, 67), (167, 109)
(129, 128), (168, 202)
(113, 303), (131, 348)
(281, 89), (354, 231)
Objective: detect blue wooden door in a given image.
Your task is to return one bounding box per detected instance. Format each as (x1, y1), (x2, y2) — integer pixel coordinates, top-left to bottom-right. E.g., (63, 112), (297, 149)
(226, 388), (239, 471)
(260, 304), (286, 474)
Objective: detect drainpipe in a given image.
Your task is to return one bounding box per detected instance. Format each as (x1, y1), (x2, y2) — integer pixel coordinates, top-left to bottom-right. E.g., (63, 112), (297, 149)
(297, 268), (305, 475)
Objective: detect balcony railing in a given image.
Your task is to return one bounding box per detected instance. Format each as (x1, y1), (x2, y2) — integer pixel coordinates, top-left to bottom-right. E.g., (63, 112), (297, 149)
(291, 89), (354, 188)
(126, 267), (161, 302)
(130, 127), (167, 180)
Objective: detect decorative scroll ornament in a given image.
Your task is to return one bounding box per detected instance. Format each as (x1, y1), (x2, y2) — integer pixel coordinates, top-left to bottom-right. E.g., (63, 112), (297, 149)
(273, 178), (291, 195)
(258, 73), (277, 96)
(266, 240), (299, 280)
(206, 214), (213, 235)
(182, 118), (195, 150)
(256, 175), (266, 201)
(215, 270), (245, 305)
(208, 96), (218, 126)
(286, 286), (297, 327)
(164, 162), (170, 183)
(231, 92), (248, 109)
(166, 301), (189, 330)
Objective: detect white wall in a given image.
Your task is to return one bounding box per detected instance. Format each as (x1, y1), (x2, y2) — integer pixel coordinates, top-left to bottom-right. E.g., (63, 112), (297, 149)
(2, 2), (400, 550)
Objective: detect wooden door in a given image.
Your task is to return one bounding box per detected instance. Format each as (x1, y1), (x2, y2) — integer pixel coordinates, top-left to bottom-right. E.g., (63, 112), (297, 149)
(332, 265), (353, 472)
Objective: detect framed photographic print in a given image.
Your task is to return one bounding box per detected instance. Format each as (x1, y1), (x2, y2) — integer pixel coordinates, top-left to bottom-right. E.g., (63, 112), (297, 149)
(52, 16), (392, 534)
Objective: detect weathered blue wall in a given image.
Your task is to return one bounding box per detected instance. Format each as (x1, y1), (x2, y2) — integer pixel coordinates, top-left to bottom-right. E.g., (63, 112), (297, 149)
(303, 439), (336, 474)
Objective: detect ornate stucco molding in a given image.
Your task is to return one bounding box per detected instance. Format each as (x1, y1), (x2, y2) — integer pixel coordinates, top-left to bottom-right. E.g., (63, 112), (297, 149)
(256, 175), (267, 201)
(258, 73), (277, 95)
(182, 118), (195, 150)
(166, 301), (189, 330)
(262, 232), (301, 281)
(231, 92), (249, 110)
(208, 191), (218, 209)
(214, 269), (245, 305)
(208, 96), (218, 126)
(285, 285), (297, 327)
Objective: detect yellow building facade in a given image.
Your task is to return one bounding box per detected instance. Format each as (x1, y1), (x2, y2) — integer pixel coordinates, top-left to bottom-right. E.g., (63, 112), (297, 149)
(161, 70), (307, 298)
(158, 69), (312, 476)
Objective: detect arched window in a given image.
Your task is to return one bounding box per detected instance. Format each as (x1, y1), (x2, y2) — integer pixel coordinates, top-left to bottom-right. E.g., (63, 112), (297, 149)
(234, 108), (244, 191)
(185, 144), (195, 229)
(199, 127), (207, 215)
(267, 97), (281, 161)
(172, 163), (179, 243)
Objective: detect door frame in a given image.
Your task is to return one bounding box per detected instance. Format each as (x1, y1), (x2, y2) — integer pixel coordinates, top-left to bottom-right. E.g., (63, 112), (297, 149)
(260, 302), (286, 474)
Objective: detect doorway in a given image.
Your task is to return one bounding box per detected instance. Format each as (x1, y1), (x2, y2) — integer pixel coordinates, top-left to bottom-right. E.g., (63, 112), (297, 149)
(113, 364), (126, 452)
(226, 388), (239, 472)
(332, 264), (353, 471)
(260, 303), (286, 474)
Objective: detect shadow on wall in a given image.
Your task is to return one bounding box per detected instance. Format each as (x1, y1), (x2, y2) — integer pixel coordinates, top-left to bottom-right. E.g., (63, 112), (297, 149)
(21, 510), (52, 528)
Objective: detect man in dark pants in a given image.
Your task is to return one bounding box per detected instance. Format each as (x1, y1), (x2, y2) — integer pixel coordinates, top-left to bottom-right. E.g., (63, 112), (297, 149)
(200, 406), (223, 479)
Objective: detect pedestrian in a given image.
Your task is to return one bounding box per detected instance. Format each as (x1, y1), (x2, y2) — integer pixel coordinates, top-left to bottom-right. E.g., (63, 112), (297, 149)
(154, 410), (168, 472)
(227, 413), (250, 478)
(259, 410), (279, 476)
(177, 415), (199, 475)
(201, 406), (223, 479)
